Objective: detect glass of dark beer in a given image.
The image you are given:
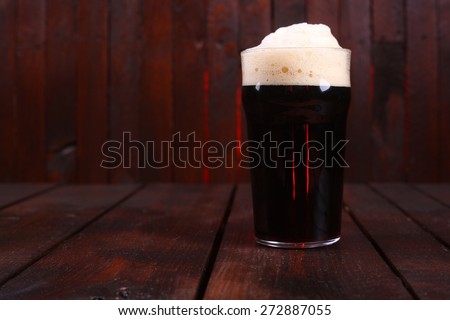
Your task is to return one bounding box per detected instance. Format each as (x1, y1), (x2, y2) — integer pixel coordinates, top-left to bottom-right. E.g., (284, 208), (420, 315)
(241, 24), (351, 249)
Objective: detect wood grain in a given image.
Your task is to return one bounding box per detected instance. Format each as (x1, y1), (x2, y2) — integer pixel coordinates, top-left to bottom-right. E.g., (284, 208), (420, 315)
(0, 184), (55, 210)
(405, 0), (439, 181)
(438, 0), (450, 181)
(0, 184), (232, 299)
(339, 0), (372, 182)
(15, 0), (46, 181)
(140, 0), (173, 182)
(237, 0), (271, 182)
(207, 0), (239, 182)
(238, 0), (271, 50)
(371, 183), (450, 247)
(306, 0), (339, 34)
(345, 184), (450, 299)
(0, 185), (138, 287)
(416, 184), (450, 207)
(172, 0), (207, 183)
(273, 0), (306, 29)
(205, 185), (411, 299)
(45, 0), (77, 182)
(373, 0), (404, 42)
(0, 1), (448, 184)
(109, 0), (143, 183)
(371, 0), (405, 181)
(0, 0), (16, 182)
(76, 0), (109, 183)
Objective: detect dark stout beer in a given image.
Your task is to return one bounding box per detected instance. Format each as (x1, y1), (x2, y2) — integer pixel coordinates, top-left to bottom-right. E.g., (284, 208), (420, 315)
(241, 23), (351, 248)
(243, 85), (350, 247)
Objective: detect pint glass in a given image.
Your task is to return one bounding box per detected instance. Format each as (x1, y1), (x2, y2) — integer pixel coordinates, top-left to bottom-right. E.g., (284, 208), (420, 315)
(241, 32), (351, 249)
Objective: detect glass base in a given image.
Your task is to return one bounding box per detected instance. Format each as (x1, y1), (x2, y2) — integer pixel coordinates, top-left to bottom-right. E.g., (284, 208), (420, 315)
(256, 237), (340, 249)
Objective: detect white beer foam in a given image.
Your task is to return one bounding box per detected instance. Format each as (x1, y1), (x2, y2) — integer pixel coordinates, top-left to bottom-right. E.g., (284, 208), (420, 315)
(241, 23), (350, 87)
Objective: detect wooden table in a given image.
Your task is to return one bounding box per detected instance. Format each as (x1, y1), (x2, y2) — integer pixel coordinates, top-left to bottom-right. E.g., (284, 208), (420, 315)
(0, 183), (449, 299)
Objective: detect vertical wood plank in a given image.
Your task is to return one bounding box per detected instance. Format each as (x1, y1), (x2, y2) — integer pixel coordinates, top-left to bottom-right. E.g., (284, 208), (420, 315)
(238, 0), (271, 50)
(339, 0), (372, 182)
(306, 0), (339, 34)
(172, 0), (207, 183)
(76, 0), (109, 183)
(405, 0), (439, 181)
(371, 0), (405, 180)
(207, 0), (239, 182)
(373, 0), (404, 42)
(0, 1), (445, 184)
(273, 0), (306, 29)
(15, 0), (46, 181)
(438, 0), (450, 181)
(45, 0), (77, 182)
(0, 0), (16, 181)
(140, 1), (173, 182)
(109, 0), (143, 183)
(238, 0), (271, 182)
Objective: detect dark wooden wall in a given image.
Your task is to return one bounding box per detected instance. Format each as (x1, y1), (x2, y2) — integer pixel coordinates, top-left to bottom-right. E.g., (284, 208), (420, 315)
(0, 0), (448, 183)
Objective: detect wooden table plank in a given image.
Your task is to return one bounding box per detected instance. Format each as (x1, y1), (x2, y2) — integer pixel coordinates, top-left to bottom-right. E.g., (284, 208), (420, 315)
(0, 184), (233, 299)
(345, 184), (450, 299)
(0, 184), (55, 210)
(415, 184), (450, 207)
(0, 185), (138, 286)
(204, 184), (411, 299)
(371, 183), (450, 247)
(371, 0), (405, 181)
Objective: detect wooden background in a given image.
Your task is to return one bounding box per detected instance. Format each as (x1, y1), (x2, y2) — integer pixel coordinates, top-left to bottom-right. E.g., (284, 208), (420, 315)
(0, 0), (448, 184)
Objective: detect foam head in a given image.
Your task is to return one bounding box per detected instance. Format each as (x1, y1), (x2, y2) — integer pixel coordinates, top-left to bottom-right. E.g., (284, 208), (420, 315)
(241, 23), (350, 87)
